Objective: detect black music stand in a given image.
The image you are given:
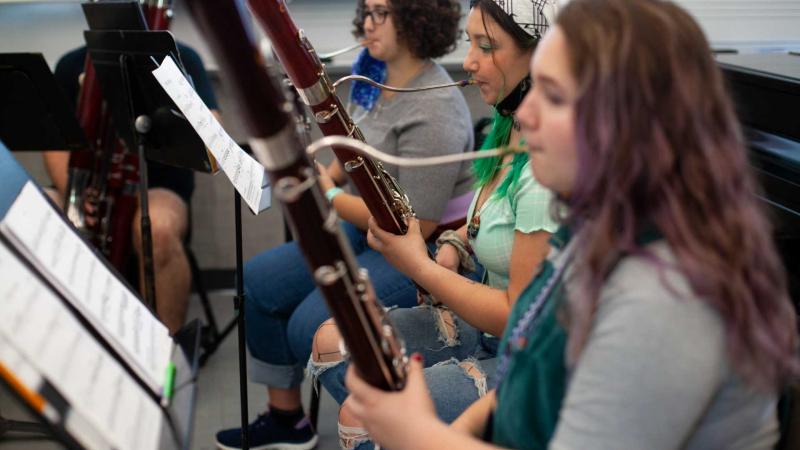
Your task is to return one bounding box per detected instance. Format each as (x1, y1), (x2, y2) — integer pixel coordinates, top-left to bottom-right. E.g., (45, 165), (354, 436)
(83, 29), (253, 449)
(0, 384), (82, 450)
(83, 29), (213, 314)
(0, 141), (199, 450)
(83, 0), (235, 370)
(83, 0), (148, 30)
(0, 52), (90, 442)
(0, 53), (88, 152)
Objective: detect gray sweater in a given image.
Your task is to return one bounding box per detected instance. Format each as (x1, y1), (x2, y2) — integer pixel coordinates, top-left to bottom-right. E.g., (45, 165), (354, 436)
(353, 62), (474, 222)
(550, 242), (779, 450)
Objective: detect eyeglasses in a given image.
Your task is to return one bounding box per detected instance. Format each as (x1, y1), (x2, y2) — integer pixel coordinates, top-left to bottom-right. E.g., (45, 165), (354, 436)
(362, 8), (390, 25)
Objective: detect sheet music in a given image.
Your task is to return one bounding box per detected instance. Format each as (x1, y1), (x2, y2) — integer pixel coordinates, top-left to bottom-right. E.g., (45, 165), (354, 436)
(152, 56), (271, 214)
(0, 338), (44, 406)
(0, 244), (163, 450)
(0, 335), (113, 450)
(0, 183), (172, 393)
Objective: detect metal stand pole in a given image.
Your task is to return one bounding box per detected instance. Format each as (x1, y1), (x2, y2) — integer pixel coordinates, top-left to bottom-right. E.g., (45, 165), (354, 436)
(120, 53), (156, 313)
(234, 190), (249, 449)
(135, 115), (157, 313)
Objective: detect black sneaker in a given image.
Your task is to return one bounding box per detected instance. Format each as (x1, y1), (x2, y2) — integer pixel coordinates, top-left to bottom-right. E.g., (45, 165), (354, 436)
(215, 413), (318, 450)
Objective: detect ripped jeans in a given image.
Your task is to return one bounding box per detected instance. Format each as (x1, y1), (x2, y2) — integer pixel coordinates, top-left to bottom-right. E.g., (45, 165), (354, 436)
(310, 305), (499, 449)
(244, 221), (430, 389)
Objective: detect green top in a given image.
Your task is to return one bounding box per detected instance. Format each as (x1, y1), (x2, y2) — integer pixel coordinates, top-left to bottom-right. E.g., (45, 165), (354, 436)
(491, 227), (572, 449)
(466, 161), (558, 290)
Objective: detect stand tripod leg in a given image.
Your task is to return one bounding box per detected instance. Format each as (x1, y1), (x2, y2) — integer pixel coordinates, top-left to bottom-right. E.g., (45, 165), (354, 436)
(189, 246), (222, 367)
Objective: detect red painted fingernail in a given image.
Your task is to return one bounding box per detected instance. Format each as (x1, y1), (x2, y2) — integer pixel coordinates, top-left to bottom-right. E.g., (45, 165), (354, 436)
(411, 352), (423, 362)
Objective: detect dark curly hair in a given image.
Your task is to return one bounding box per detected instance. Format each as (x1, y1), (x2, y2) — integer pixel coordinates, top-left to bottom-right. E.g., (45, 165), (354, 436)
(352, 0), (462, 60)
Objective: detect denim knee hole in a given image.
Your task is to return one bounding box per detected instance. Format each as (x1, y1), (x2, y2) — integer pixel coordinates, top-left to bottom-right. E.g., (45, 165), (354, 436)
(338, 423), (370, 449)
(459, 357), (488, 397)
(431, 306), (460, 347)
(308, 320), (347, 379)
(306, 357), (346, 380)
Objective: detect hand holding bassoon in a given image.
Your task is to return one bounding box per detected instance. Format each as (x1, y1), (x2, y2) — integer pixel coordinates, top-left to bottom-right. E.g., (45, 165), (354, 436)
(247, 0), (415, 235)
(367, 217), (431, 281)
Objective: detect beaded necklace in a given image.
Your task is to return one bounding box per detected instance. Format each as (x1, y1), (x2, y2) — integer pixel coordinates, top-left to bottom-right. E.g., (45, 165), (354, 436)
(496, 247), (575, 384)
(467, 140), (525, 241)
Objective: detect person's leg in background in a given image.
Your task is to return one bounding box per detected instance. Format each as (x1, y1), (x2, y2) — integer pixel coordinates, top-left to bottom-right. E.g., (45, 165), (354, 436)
(132, 188), (189, 335)
(216, 220), (420, 449)
(216, 237), (320, 450)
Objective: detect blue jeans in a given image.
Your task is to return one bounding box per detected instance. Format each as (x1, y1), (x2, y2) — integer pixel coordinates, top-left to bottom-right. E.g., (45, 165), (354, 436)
(244, 221), (432, 389)
(311, 304), (498, 450)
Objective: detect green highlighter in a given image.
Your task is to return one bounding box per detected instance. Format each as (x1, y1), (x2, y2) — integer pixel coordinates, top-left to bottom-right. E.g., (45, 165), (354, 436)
(162, 362), (177, 404)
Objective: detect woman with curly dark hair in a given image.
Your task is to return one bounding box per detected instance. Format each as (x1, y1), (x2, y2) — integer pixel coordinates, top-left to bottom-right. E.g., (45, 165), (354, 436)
(309, 1), (561, 449)
(352, 0), (461, 60)
(215, 1), (473, 449)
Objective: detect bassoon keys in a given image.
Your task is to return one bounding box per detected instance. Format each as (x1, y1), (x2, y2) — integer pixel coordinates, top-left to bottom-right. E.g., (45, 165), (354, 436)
(184, 0), (408, 391)
(247, 0), (415, 236)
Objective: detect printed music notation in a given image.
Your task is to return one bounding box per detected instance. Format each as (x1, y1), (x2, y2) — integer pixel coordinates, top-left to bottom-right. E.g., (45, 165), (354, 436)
(0, 243), (163, 450)
(0, 183), (172, 394)
(152, 56), (271, 214)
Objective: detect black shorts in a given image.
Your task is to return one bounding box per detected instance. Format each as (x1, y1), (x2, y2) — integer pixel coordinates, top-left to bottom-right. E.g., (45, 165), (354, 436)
(146, 160), (194, 205)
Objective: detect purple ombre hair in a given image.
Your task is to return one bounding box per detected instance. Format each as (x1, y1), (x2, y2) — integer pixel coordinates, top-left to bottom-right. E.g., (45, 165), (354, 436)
(555, 0), (798, 389)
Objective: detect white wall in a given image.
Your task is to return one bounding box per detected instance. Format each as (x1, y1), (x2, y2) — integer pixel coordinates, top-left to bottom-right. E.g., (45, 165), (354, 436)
(1, 0), (798, 73)
(675, 0), (800, 51)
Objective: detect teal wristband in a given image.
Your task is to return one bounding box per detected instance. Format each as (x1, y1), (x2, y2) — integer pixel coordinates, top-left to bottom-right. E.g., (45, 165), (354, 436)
(325, 187), (344, 202)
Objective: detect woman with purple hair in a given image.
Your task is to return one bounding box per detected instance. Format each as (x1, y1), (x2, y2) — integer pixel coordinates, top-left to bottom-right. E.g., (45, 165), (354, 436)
(345, 0), (800, 449)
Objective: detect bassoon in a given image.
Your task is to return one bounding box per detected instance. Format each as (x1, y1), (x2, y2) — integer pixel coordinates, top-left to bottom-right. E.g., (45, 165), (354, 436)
(64, 0), (172, 270)
(184, 0), (407, 390)
(64, 24), (111, 245)
(247, 0), (415, 235)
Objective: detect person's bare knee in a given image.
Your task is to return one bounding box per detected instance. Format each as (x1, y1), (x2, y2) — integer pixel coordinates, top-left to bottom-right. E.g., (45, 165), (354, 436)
(134, 189), (190, 334)
(339, 399), (362, 428)
(459, 359), (488, 397)
(307, 319), (347, 379)
(133, 189), (188, 266)
(432, 306), (459, 347)
(149, 221), (184, 268)
(312, 320), (342, 362)
(338, 398), (369, 450)
(311, 319), (344, 364)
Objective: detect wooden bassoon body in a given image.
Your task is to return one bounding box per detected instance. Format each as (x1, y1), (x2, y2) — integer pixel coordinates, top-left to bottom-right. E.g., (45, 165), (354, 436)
(64, 0), (173, 270)
(248, 0), (415, 235)
(184, 0), (407, 391)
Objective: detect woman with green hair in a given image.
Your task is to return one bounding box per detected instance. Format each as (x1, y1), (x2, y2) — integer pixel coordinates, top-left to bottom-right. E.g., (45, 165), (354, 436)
(308, 1), (561, 448)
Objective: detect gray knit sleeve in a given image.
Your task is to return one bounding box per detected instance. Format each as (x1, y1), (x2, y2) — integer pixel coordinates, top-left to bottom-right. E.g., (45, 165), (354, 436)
(549, 247), (731, 450)
(394, 93), (473, 222)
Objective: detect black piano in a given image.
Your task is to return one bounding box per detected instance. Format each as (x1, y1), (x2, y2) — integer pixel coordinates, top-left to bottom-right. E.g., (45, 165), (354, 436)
(718, 53), (800, 304)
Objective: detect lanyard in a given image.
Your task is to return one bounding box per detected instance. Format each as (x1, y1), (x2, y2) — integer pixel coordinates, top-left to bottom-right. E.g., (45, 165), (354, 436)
(496, 249), (574, 385)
